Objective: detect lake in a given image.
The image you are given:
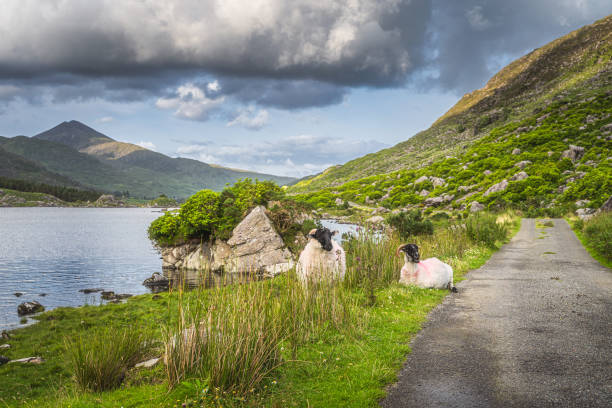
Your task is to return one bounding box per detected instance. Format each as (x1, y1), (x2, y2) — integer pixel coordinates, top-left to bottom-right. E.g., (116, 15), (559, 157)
(0, 208), (360, 330)
(0, 208), (161, 330)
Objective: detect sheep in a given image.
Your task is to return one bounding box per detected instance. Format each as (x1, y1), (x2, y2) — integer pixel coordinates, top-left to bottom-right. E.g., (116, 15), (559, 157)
(396, 243), (457, 292)
(296, 227), (346, 282)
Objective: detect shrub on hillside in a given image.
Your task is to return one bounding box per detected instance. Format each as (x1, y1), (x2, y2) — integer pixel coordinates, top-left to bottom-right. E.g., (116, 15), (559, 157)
(465, 214), (508, 248)
(387, 210), (433, 239)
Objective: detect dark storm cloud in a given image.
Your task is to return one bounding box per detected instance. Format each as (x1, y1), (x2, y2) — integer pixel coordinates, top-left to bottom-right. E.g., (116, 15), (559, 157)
(0, 0), (610, 109)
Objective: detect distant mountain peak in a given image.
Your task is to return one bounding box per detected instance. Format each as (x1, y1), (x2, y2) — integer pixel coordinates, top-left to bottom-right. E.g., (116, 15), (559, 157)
(34, 120), (114, 150)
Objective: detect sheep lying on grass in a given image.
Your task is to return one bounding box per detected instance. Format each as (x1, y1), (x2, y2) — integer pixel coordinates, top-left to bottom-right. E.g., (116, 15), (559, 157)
(397, 243), (457, 292)
(297, 227), (346, 282)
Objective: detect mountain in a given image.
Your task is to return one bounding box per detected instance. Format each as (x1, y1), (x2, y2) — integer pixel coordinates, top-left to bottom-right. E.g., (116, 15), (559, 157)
(290, 14), (612, 195)
(289, 15), (612, 213)
(0, 121), (295, 198)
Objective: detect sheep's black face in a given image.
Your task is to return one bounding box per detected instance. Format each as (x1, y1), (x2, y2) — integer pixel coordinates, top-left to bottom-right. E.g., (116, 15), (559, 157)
(402, 244), (420, 263)
(311, 227), (334, 251)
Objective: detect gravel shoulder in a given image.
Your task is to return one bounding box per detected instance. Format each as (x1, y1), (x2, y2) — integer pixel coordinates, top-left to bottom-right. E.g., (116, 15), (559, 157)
(381, 218), (612, 408)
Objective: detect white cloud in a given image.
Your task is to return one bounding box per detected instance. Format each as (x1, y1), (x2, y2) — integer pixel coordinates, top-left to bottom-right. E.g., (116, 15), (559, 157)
(465, 6), (491, 31)
(96, 116), (113, 123)
(156, 82), (225, 121)
(136, 141), (157, 151)
(227, 108), (269, 130)
(175, 134), (387, 177)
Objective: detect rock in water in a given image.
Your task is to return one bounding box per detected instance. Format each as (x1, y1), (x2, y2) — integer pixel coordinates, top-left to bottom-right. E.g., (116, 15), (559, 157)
(143, 272), (169, 291)
(17, 301), (44, 316)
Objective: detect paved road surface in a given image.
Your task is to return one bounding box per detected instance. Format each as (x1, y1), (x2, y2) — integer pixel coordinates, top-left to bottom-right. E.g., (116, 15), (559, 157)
(381, 218), (612, 407)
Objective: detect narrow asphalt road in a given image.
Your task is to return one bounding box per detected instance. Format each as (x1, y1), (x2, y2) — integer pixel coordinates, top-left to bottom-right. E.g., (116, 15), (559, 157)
(381, 218), (612, 408)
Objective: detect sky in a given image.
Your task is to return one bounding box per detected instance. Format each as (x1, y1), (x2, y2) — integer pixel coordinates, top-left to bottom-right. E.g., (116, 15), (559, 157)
(0, 1), (610, 178)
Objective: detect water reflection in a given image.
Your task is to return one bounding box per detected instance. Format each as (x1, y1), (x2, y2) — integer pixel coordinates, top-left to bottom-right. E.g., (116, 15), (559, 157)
(160, 269), (263, 291)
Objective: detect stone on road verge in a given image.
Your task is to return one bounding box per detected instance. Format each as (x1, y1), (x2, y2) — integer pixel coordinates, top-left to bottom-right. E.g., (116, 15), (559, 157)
(381, 218), (612, 408)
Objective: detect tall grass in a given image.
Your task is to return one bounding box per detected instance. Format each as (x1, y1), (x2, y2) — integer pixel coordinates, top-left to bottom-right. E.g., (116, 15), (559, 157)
(465, 213), (509, 247)
(581, 211), (612, 263)
(65, 327), (149, 392)
(163, 212), (516, 400)
(164, 270), (359, 395)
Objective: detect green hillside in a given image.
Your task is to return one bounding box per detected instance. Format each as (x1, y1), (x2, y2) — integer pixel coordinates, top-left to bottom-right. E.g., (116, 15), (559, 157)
(0, 145), (80, 186)
(290, 15), (612, 195)
(0, 121), (295, 199)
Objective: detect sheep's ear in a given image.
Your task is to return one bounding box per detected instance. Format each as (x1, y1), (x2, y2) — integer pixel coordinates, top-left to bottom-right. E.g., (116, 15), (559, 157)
(308, 228), (317, 237)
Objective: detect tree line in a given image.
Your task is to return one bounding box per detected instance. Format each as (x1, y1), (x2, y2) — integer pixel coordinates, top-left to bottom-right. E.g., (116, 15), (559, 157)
(0, 177), (102, 202)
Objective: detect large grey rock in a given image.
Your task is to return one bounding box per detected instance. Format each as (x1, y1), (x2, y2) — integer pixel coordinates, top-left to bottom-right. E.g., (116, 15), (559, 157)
(424, 194), (454, 207)
(514, 160), (532, 169)
(160, 206), (294, 277)
(561, 145), (585, 162)
(335, 198), (343, 206)
(511, 171), (528, 181)
(418, 189), (430, 197)
(575, 200), (589, 208)
(484, 180), (508, 197)
(511, 148), (521, 155)
(470, 201), (485, 212)
(17, 301), (44, 316)
(576, 208), (595, 220)
(415, 176), (429, 184)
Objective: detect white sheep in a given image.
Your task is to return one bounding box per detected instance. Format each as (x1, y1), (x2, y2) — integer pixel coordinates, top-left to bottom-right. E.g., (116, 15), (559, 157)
(397, 243), (457, 292)
(296, 228), (346, 282)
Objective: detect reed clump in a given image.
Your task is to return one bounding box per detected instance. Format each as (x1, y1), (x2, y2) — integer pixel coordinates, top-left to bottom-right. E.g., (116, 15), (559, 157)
(164, 270), (359, 396)
(65, 327), (149, 392)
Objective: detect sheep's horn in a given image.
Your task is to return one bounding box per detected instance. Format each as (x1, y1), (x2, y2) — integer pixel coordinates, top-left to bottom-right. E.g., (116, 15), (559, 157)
(308, 228), (317, 236)
(396, 244), (407, 258)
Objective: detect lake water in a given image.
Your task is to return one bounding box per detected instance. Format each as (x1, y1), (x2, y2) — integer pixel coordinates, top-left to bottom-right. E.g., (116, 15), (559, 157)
(0, 208), (162, 330)
(0, 208), (360, 330)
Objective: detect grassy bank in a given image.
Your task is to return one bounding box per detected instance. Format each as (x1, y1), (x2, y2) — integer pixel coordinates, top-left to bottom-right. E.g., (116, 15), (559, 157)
(569, 211), (612, 269)
(0, 214), (520, 408)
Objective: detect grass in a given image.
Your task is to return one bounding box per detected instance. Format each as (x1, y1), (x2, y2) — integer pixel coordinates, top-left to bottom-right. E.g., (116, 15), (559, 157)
(0, 213), (520, 407)
(569, 212), (612, 269)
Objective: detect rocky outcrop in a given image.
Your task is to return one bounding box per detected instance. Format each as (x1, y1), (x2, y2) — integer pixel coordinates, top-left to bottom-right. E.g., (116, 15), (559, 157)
(484, 179), (508, 197)
(161, 206), (294, 277)
(470, 201), (485, 212)
(424, 194), (454, 207)
(511, 171), (529, 181)
(561, 145), (585, 162)
(514, 160), (532, 169)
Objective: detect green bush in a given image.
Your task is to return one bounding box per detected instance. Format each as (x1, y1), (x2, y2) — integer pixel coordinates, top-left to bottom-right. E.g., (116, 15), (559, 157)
(387, 210), (433, 239)
(148, 179), (287, 245)
(465, 214), (508, 248)
(148, 212), (181, 245)
(66, 327), (149, 392)
(582, 212), (612, 262)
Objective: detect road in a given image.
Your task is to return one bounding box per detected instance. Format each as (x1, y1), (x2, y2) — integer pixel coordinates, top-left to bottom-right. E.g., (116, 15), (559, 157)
(381, 218), (612, 408)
